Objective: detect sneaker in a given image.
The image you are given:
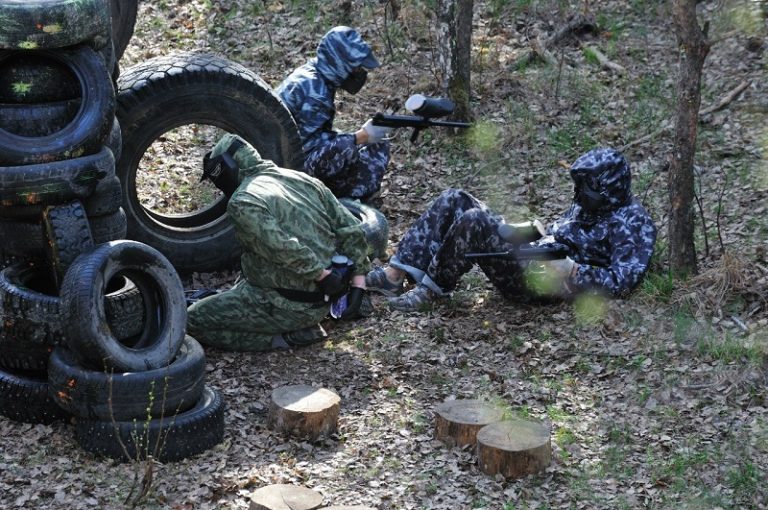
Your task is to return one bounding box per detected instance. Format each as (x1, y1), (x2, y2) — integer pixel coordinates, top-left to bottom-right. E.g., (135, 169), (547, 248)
(365, 266), (404, 297)
(281, 324), (328, 347)
(387, 284), (438, 312)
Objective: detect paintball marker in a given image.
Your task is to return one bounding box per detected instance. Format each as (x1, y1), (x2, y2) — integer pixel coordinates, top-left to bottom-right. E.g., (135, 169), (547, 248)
(372, 94), (470, 142)
(464, 223), (571, 262)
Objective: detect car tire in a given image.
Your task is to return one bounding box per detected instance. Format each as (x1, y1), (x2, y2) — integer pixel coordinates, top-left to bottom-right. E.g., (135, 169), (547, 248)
(0, 53), (80, 103)
(116, 52), (303, 273)
(60, 240), (186, 372)
(0, 367), (69, 424)
(74, 386), (225, 462)
(0, 46), (115, 166)
(109, 0), (139, 63)
(0, 0), (111, 51)
(0, 265), (145, 371)
(48, 336), (205, 421)
(42, 201), (94, 288)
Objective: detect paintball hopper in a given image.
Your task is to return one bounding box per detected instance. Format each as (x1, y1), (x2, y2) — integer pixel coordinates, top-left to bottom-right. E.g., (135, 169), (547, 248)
(405, 94), (455, 118)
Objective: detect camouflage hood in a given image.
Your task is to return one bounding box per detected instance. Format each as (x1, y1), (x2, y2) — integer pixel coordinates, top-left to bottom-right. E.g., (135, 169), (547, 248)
(209, 133), (277, 182)
(314, 26), (379, 86)
(569, 147), (632, 215)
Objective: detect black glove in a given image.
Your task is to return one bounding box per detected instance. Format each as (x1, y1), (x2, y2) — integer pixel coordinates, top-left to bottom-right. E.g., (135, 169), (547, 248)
(339, 287), (365, 320)
(319, 268), (347, 300)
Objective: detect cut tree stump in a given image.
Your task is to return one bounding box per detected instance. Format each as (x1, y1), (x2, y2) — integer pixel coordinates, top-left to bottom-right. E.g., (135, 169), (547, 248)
(268, 385), (340, 440)
(434, 399), (505, 448)
(476, 419), (551, 479)
(249, 484), (324, 510)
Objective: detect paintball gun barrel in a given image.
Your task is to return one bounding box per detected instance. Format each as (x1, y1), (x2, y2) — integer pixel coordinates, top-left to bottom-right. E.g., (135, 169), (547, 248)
(372, 94), (470, 142)
(465, 243), (570, 261)
(465, 222), (571, 262)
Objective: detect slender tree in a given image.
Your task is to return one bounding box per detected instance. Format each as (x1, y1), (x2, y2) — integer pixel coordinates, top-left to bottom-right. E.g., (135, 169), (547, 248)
(436, 0), (473, 121)
(669, 0), (710, 274)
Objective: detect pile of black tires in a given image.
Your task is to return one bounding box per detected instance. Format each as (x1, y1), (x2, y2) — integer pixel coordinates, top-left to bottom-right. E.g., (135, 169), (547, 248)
(0, 0), (224, 463)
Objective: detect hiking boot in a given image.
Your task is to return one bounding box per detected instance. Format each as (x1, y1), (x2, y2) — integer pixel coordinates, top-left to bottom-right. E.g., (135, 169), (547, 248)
(387, 284), (438, 312)
(365, 266), (404, 297)
(280, 324), (328, 347)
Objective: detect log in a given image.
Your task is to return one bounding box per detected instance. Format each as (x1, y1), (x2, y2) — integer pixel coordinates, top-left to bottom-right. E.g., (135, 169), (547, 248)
(249, 484), (324, 510)
(268, 385), (340, 440)
(476, 419), (551, 479)
(434, 399), (505, 448)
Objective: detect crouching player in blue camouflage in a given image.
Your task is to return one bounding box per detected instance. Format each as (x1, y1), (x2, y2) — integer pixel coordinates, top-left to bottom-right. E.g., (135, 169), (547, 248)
(365, 148), (657, 311)
(276, 26), (393, 201)
(187, 134), (371, 351)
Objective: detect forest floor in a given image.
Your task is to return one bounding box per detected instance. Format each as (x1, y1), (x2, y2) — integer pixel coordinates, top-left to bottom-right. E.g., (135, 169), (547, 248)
(1, 1), (767, 509)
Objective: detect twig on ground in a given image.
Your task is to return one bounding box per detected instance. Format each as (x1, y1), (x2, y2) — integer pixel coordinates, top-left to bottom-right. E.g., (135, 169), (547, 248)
(583, 45), (626, 75)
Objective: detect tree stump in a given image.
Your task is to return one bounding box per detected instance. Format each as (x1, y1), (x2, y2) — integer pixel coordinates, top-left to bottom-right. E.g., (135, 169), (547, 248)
(434, 399), (505, 448)
(476, 419), (551, 479)
(249, 484), (324, 510)
(268, 385), (340, 440)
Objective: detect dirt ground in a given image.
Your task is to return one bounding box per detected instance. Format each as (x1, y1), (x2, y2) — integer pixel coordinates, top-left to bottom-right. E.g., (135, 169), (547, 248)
(1, 1), (767, 509)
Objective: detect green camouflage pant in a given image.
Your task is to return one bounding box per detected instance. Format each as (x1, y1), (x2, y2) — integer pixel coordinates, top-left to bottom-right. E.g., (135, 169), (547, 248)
(187, 279), (329, 352)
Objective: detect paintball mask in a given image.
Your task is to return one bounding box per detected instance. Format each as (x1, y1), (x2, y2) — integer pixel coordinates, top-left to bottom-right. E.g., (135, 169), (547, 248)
(570, 148), (631, 213)
(340, 67), (368, 94)
(201, 138), (245, 198)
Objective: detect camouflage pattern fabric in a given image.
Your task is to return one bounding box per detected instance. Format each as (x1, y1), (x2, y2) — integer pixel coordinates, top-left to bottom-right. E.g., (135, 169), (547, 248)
(389, 188), (527, 297)
(186, 134), (371, 351)
(390, 148), (657, 299)
(276, 26), (379, 154)
(303, 133), (390, 199)
(275, 27), (388, 200)
(187, 279), (329, 352)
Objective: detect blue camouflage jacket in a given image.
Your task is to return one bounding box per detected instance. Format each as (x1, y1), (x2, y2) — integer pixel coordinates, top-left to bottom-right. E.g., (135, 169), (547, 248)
(276, 27), (377, 154)
(543, 148), (657, 297)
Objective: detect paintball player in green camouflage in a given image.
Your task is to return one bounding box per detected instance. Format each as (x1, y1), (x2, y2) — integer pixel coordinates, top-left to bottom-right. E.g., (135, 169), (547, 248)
(186, 134), (371, 351)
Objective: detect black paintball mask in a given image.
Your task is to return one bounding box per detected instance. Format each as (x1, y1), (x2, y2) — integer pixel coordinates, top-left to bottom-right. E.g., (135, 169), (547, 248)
(201, 138), (245, 199)
(339, 67), (368, 94)
(573, 175), (610, 213)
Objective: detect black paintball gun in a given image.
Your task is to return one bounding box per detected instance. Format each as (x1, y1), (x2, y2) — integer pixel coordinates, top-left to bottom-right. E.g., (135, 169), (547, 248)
(371, 94), (470, 142)
(465, 223), (571, 262)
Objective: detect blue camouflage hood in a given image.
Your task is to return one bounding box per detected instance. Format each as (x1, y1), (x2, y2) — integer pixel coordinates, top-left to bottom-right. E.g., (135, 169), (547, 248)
(315, 26), (379, 86)
(569, 147), (632, 214)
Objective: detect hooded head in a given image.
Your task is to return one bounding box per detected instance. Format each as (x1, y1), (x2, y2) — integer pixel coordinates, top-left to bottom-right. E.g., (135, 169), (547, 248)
(315, 26), (379, 90)
(569, 147), (632, 214)
(202, 134), (270, 197)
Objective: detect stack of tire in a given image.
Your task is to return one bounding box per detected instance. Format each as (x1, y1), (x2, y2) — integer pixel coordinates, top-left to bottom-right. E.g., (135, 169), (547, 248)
(0, 0), (224, 463)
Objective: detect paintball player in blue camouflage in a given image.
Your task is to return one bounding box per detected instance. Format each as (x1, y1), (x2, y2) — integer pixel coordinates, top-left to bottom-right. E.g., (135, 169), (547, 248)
(276, 26), (392, 201)
(365, 148), (658, 311)
(187, 134), (371, 351)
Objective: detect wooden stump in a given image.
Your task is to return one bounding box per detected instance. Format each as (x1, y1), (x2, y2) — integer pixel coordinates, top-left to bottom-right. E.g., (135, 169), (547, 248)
(476, 419), (551, 479)
(434, 399), (505, 448)
(249, 484), (324, 510)
(268, 385), (340, 440)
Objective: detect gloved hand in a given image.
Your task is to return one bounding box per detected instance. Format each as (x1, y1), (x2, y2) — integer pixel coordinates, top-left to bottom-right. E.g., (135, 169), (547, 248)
(541, 257), (575, 279)
(362, 119), (393, 144)
(339, 287), (365, 320)
(526, 257), (576, 297)
(318, 267), (347, 300)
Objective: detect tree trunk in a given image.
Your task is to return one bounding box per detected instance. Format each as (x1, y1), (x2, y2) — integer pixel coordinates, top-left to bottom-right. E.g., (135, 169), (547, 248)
(436, 0), (473, 122)
(267, 385), (340, 440)
(249, 485), (324, 510)
(476, 419), (551, 479)
(669, 0), (710, 274)
(434, 399), (504, 448)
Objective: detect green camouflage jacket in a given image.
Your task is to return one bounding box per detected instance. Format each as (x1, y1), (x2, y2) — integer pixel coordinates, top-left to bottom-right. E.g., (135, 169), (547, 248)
(217, 134), (370, 292)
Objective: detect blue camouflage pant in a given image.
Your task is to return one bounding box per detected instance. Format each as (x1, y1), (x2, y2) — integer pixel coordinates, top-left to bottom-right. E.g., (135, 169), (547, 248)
(304, 134), (390, 199)
(187, 278), (329, 352)
(390, 188), (528, 298)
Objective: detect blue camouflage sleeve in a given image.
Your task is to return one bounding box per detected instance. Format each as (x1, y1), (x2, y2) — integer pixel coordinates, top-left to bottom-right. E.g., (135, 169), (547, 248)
(571, 206), (657, 297)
